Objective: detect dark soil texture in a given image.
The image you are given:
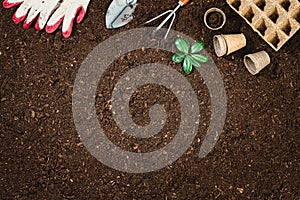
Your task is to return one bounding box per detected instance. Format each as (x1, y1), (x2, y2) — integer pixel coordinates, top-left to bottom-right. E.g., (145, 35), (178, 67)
(1, 0), (299, 199)
(206, 11), (224, 29)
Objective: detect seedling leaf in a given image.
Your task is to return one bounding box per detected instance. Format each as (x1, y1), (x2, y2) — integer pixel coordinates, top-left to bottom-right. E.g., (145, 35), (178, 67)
(191, 41), (205, 53)
(188, 55), (201, 68)
(183, 57), (193, 74)
(175, 38), (190, 54)
(172, 53), (185, 63)
(190, 54), (208, 63)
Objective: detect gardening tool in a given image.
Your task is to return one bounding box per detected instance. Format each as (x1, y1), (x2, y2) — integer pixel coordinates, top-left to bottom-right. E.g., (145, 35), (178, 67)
(106, 0), (138, 29)
(144, 0), (190, 39)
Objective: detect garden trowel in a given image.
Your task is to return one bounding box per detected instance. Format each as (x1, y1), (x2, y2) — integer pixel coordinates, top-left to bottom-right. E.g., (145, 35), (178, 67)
(106, 0), (138, 29)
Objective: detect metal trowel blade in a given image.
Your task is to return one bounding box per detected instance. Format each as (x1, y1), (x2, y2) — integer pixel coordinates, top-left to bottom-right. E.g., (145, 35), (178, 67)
(106, 0), (137, 29)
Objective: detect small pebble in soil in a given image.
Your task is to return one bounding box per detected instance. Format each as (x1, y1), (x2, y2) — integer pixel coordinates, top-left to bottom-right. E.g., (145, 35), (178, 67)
(237, 188), (244, 193)
(31, 110), (35, 118)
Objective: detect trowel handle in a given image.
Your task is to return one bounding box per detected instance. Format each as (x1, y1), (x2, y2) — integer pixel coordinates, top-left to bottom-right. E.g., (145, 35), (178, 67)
(179, 0), (190, 6)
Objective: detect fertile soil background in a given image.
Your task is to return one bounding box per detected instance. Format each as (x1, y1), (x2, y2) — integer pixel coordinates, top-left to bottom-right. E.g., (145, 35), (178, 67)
(0, 0), (299, 199)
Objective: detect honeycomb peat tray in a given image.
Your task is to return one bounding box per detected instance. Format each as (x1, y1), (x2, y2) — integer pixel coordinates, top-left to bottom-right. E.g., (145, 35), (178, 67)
(227, 0), (300, 51)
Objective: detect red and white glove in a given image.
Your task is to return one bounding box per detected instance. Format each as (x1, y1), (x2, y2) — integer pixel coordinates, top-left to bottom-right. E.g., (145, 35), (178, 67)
(46, 0), (90, 38)
(2, 0), (90, 38)
(3, 0), (60, 30)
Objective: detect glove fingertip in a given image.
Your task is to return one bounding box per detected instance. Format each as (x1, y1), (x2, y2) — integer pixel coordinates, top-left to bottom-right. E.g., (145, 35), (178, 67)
(23, 20), (32, 29)
(3, 0), (12, 8)
(13, 12), (26, 24)
(76, 7), (86, 23)
(62, 27), (72, 38)
(35, 22), (41, 31)
(46, 17), (63, 33)
(3, 0), (21, 8)
(35, 17), (43, 31)
(62, 16), (75, 38)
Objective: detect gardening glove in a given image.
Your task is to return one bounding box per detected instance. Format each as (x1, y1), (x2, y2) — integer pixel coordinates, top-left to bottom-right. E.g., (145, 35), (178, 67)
(46, 0), (90, 38)
(2, 0), (23, 8)
(3, 0), (60, 30)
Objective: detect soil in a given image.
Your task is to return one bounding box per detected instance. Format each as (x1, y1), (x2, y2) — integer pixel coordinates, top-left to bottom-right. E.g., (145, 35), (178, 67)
(0, 0), (299, 199)
(206, 12), (224, 29)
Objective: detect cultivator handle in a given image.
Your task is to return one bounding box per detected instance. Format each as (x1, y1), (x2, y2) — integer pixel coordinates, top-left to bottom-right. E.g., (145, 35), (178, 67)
(179, 0), (190, 6)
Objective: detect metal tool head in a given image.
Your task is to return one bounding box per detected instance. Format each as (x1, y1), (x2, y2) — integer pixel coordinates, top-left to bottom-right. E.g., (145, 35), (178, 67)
(106, 0), (138, 29)
(144, 3), (181, 39)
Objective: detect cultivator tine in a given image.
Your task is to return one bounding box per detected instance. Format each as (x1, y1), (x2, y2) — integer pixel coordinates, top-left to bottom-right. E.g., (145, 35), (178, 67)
(144, 0), (190, 39)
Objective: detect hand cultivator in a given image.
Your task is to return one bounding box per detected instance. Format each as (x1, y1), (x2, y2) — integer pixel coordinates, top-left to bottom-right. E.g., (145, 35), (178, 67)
(144, 0), (190, 39)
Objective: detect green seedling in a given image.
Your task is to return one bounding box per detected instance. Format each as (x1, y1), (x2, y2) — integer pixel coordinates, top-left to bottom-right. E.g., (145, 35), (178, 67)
(172, 38), (208, 75)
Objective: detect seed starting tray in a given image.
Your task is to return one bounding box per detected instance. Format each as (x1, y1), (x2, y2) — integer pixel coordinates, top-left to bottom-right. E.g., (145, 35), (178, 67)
(227, 0), (300, 51)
